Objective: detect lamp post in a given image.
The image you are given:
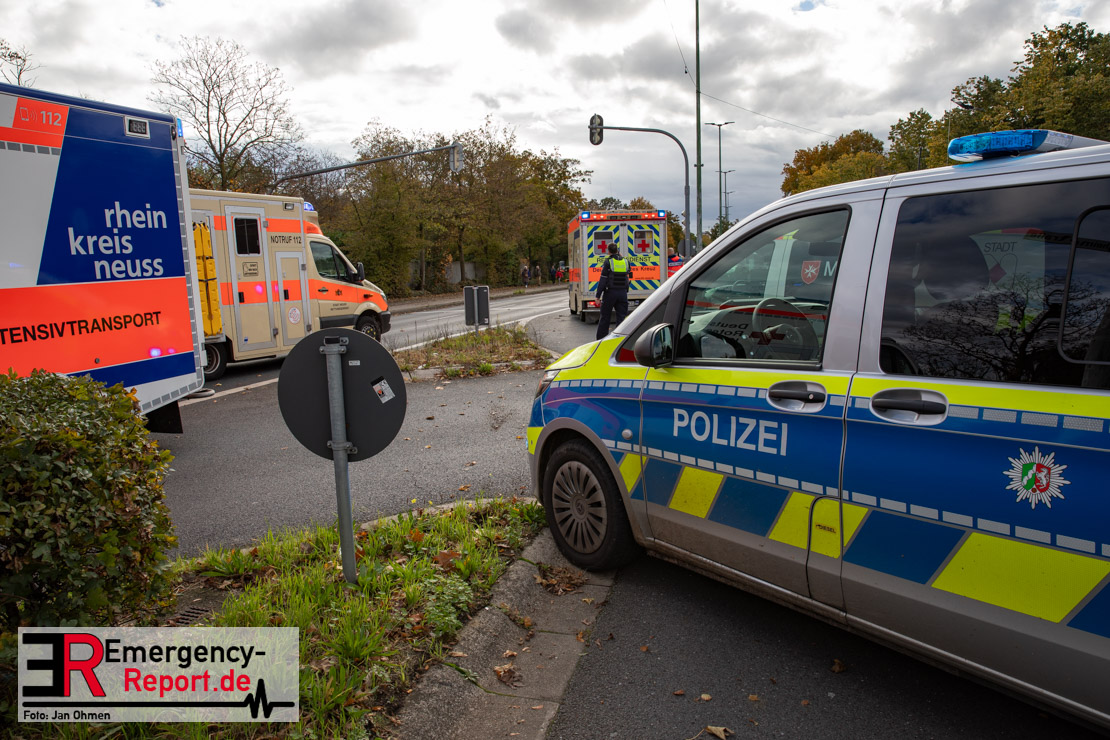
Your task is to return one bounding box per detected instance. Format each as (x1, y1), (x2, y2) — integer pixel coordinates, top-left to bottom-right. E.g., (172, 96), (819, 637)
(705, 121), (733, 229)
(722, 169), (735, 223)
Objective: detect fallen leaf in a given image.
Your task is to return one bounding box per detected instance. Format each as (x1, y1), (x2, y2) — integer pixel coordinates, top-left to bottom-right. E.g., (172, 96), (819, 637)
(494, 663), (521, 687)
(425, 445), (432, 449)
(466, 461), (478, 466)
(449, 651), (468, 658)
(801, 699), (810, 706)
(830, 658), (847, 673)
(606, 633), (615, 641)
(426, 415), (435, 420)
(433, 550), (460, 570)
(699, 694), (712, 702)
(640, 645), (650, 653)
(706, 727), (733, 740)
(673, 689), (685, 696)
(582, 597), (595, 605)
(748, 694), (759, 702)
(576, 631), (586, 643)
(530, 705), (544, 710)
(516, 435), (524, 439)
(502, 650), (518, 659)
(404, 437), (411, 441)
(459, 484), (471, 491)
(408, 529), (425, 544)
(522, 617), (533, 629)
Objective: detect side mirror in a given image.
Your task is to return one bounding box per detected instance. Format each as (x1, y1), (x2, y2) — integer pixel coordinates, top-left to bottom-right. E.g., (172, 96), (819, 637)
(356, 262), (366, 283)
(633, 323), (674, 368)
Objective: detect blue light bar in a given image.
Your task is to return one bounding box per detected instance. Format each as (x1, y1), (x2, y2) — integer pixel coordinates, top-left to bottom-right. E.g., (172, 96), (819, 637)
(303, 202), (316, 211)
(581, 211), (592, 220)
(948, 129), (1107, 162)
(657, 210), (666, 218)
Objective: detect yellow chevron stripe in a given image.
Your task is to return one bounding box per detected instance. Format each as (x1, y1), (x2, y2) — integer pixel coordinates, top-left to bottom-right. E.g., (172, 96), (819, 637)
(669, 466), (722, 518)
(527, 426), (541, 455)
(619, 452), (642, 494)
(932, 533), (1110, 622)
(769, 491), (814, 549)
(809, 499), (869, 558)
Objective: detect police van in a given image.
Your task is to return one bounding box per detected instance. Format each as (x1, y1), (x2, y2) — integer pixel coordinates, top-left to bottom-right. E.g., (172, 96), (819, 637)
(528, 130), (1110, 730)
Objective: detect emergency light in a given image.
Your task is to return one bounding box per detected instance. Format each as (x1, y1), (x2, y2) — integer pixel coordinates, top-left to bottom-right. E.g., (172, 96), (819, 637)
(948, 129), (1107, 162)
(303, 202), (316, 211)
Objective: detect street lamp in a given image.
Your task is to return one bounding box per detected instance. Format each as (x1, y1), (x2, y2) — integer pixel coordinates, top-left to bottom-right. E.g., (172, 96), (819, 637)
(705, 121), (733, 228)
(722, 169), (735, 223)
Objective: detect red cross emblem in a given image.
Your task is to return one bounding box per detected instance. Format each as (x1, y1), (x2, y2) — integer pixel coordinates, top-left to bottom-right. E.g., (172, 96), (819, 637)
(636, 239), (652, 254)
(595, 240), (608, 255)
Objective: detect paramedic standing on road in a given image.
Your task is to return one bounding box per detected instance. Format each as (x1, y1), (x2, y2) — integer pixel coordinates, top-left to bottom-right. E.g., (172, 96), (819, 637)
(595, 243), (630, 340)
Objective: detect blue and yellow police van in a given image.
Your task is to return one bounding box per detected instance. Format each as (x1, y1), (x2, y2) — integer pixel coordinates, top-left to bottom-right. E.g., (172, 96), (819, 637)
(528, 130), (1110, 730)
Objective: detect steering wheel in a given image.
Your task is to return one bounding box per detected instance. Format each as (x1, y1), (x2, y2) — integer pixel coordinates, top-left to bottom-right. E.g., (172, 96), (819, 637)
(751, 297), (820, 361)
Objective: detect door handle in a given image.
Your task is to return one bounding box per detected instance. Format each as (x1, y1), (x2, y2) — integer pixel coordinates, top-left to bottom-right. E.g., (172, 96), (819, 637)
(871, 398), (946, 415)
(769, 388), (826, 404)
(767, 380), (827, 412)
(869, 388), (948, 425)
(317, 287), (328, 293)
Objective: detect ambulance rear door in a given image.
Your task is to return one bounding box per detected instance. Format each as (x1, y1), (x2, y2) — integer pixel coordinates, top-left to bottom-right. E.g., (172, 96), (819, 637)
(224, 206), (277, 353)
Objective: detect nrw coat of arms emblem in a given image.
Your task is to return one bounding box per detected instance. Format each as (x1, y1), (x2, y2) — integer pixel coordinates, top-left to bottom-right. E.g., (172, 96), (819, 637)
(1003, 446), (1069, 509)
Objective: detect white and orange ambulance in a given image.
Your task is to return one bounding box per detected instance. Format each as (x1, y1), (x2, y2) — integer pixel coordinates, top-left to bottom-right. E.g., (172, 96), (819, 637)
(188, 190), (390, 380)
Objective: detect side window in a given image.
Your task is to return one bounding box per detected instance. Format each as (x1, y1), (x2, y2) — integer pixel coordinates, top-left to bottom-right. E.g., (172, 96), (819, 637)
(311, 241), (340, 279)
(880, 178), (1110, 389)
(676, 210), (849, 363)
(233, 217), (261, 256)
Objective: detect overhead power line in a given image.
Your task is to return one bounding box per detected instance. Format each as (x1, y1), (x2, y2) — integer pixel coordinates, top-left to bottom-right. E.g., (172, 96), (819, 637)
(660, 0), (835, 140)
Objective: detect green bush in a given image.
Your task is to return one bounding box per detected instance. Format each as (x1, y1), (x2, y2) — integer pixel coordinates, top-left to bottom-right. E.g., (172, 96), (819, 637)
(0, 370), (177, 629)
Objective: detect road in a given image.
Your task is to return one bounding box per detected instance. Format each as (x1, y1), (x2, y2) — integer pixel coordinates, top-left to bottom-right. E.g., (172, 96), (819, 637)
(383, 288), (568, 351)
(154, 289), (565, 554)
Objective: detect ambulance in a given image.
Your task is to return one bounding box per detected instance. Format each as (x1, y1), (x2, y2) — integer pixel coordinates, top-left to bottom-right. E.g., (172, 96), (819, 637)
(0, 82), (203, 431)
(188, 189), (390, 380)
(530, 130), (1110, 730)
(567, 210), (668, 323)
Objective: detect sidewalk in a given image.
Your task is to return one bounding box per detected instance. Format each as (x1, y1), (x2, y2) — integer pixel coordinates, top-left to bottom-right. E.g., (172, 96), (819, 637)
(389, 283), (567, 315)
(393, 530), (613, 739)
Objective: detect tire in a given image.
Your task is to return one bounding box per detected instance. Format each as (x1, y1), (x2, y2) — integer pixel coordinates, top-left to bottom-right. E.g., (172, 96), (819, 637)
(355, 313), (382, 341)
(203, 342), (228, 381)
(542, 439), (639, 570)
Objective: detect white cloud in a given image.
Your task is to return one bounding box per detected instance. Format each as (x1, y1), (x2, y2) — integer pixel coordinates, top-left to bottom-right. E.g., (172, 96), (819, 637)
(2, 0), (1106, 227)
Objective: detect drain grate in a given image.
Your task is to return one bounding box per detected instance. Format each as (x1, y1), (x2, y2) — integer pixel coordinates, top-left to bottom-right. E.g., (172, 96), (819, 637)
(173, 605), (213, 626)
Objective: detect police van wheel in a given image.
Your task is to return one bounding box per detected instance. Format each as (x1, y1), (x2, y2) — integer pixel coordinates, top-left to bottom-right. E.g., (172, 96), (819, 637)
(543, 439), (639, 570)
(203, 343), (228, 382)
(356, 314), (382, 341)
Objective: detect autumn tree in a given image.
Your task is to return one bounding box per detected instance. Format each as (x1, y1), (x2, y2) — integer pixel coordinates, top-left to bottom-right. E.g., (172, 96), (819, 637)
(1002, 22), (1110, 139)
(150, 36), (302, 192)
(780, 130), (884, 195)
(0, 39), (38, 86)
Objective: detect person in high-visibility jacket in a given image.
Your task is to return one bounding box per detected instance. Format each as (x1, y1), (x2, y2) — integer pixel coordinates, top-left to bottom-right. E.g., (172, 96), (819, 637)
(595, 242), (630, 340)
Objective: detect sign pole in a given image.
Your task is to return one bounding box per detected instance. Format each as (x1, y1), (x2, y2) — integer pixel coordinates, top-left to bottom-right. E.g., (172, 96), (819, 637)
(320, 336), (358, 585)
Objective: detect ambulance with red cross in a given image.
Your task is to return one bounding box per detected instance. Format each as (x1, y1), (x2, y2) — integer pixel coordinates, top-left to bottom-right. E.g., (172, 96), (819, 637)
(567, 210), (668, 324)
(188, 189), (390, 380)
(531, 129), (1110, 730)
(0, 82), (203, 431)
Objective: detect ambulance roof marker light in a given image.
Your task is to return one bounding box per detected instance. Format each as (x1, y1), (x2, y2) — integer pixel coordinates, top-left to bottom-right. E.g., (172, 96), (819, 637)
(947, 129), (1107, 163)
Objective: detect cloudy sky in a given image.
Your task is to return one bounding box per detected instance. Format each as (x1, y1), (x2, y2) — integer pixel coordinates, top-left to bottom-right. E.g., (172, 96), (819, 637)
(4, 0), (1109, 235)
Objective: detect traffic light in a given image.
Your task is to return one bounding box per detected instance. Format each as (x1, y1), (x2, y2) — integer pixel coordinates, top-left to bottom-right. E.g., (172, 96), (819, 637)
(589, 114), (604, 146)
(449, 142), (463, 173)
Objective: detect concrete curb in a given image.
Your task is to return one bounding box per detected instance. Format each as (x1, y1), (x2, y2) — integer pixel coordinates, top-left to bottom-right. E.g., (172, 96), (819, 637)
(393, 529), (614, 739)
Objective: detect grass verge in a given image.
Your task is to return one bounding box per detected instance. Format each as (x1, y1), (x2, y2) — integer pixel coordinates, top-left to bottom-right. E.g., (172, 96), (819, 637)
(10, 497), (546, 740)
(392, 325), (551, 377)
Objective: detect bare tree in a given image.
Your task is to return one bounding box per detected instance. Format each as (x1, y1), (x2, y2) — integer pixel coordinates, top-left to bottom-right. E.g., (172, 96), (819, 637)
(0, 39), (39, 86)
(149, 36), (302, 192)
